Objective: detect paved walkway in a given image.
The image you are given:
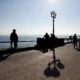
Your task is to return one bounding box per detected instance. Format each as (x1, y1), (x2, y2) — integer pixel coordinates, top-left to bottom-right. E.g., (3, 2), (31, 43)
(0, 44), (80, 80)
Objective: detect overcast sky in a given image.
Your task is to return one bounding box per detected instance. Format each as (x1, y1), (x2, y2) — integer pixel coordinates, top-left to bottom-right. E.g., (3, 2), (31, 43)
(0, 0), (80, 35)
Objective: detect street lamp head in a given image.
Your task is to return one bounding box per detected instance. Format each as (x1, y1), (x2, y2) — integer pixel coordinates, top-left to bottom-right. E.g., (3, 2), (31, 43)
(50, 11), (56, 18)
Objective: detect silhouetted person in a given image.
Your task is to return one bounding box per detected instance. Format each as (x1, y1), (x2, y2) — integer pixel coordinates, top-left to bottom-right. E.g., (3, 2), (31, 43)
(50, 34), (56, 50)
(73, 34), (77, 48)
(10, 29), (18, 48)
(69, 35), (72, 42)
(43, 33), (49, 40)
(79, 38), (80, 48)
(50, 34), (57, 40)
(43, 33), (49, 50)
(50, 34), (55, 43)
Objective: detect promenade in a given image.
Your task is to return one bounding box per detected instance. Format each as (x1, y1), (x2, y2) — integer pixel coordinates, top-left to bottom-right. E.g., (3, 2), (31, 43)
(0, 44), (80, 80)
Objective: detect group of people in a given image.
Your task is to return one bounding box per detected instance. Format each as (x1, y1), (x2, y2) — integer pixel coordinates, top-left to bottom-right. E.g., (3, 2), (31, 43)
(10, 29), (80, 49)
(43, 33), (57, 40)
(43, 33), (80, 49)
(43, 33), (57, 50)
(10, 31), (56, 49)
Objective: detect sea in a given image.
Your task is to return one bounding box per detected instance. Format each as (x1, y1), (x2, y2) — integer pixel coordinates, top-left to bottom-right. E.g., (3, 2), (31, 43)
(0, 35), (70, 48)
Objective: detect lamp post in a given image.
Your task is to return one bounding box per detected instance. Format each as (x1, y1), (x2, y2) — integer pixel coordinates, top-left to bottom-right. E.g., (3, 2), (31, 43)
(50, 11), (56, 34)
(50, 11), (57, 67)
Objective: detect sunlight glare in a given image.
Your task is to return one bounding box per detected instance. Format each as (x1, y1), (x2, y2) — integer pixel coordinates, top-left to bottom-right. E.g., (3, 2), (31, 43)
(47, 0), (60, 3)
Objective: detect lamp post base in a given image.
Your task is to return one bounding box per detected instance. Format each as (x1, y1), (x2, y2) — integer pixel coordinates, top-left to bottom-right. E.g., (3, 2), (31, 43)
(48, 48), (60, 68)
(48, 59), (60, 67)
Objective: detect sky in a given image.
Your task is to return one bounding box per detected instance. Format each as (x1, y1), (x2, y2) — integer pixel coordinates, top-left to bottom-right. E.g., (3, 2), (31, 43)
(0, 0), (80, 35)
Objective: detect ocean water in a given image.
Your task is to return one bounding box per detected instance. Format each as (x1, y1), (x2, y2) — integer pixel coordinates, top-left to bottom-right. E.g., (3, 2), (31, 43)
(0, 35), (42, 48)
(0, 35), (69, 48)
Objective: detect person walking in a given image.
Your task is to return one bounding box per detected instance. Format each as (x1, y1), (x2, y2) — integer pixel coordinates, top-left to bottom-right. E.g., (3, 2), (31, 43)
(78, 37), (80, 48)
(73, 34), (77, 48)
(10, 29), (18, 48)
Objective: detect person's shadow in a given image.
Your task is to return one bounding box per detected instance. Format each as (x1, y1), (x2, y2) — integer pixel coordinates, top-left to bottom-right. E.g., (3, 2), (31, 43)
(44, 60), (65, 77)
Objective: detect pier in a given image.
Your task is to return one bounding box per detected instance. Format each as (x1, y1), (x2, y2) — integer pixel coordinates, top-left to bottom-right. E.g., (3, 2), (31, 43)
(0, 43), (80, 80)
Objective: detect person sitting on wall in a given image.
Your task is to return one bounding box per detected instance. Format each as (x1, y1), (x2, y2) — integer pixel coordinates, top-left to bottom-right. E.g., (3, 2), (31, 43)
(43, 32), (49, 50)
(43, 32), (49, 40)
(50, 34), (57, 50)
(10, 29), (18, 48)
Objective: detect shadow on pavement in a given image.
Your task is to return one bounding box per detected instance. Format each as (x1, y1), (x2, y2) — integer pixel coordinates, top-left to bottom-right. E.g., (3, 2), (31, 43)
(75, 48), (80, 52)
(44, 66), (60, 77)
(0, 47), (35, 61)
(44, 60), (65, 78)
(57, 60), (65, 69)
